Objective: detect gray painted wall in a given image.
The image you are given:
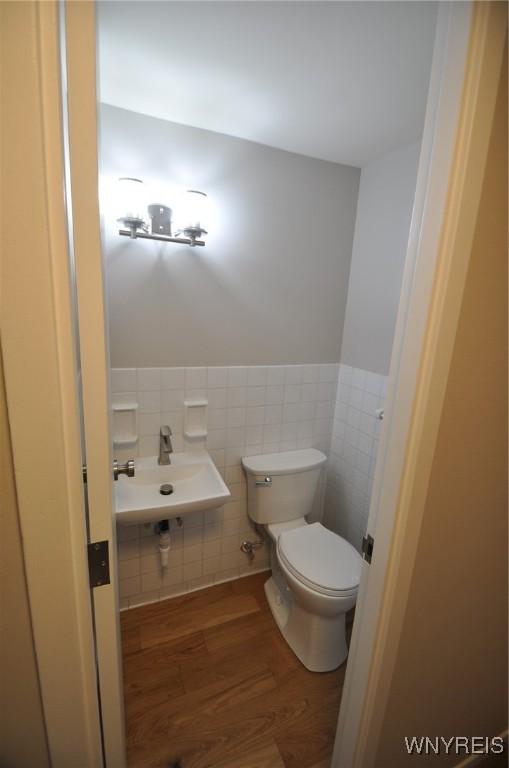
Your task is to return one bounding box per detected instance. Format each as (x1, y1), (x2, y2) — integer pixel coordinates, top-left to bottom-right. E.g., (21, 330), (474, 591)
(340, 142), (420, 375)
(99, 105), (360, 368)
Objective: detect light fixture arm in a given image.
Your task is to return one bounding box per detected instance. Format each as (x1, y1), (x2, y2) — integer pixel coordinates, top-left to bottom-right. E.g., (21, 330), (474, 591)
(118, 229), (206, 247)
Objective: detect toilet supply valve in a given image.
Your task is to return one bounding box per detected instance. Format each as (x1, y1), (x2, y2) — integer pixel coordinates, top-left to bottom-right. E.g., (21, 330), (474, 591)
(240, 539), (264, 562)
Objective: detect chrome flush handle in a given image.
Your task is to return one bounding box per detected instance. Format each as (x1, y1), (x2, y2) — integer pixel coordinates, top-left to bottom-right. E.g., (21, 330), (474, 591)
(255, 476), (272, 487)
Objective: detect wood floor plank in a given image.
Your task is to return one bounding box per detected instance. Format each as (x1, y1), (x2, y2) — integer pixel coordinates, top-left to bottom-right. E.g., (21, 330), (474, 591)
(179, 637), (274, 694)
(126, 666), (279, 768)
(274, 667), (345, 768)
(129, 662), (342, 768)
(123, 573), (345, 768)
(230, 571), (271, 608)
(121, 582), (235, 635)
(209, 737), (286, 768)
(275, 713), (339, 768)
(263, 628), (302, 682)
(131, 630), (207, 665)
(202, 584), (301, 684)
(121, 624), (141, 657)
(124, 644), (181, 689)
(123, 643), (185, 719)
(128, 724), (281, 768)
(126, 671), (341, 768)
(135, 582), (235, 623)
(125, 677), (186, 722)
(183, 629), (299, 694)
(127, 664), (276, 747)
(140, 593), (261, 650)
(203, 607), (276, 654)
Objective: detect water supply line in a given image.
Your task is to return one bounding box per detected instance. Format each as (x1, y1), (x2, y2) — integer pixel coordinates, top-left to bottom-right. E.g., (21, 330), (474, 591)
(240, 523), (265, 562)
(156, 520), (171, 568)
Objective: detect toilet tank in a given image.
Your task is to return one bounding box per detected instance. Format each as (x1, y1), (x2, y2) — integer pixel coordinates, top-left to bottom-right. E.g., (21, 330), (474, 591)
(242, 449), (327, 525)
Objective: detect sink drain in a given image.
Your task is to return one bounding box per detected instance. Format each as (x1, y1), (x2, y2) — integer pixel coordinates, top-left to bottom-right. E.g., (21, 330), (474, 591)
(160, 483), (174, 496)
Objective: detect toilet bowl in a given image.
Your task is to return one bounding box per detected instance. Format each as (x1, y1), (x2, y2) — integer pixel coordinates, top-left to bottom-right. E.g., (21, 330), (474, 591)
(242, 449), (362, 672)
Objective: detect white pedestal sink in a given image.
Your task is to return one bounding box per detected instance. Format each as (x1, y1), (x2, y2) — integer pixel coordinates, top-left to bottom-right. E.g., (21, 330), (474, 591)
(114, 450), (231, 525)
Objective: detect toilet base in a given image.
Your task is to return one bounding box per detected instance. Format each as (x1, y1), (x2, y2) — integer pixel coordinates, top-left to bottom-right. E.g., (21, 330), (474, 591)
(264, 575), (349, 672)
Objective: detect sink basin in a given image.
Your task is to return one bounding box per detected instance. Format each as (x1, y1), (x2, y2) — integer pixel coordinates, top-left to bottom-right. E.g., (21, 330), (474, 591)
(114, 451), (231, 525)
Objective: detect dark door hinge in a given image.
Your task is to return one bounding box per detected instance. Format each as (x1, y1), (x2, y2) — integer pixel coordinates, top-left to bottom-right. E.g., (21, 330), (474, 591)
(87, 540), (110, 588)
(361, 533), (374, 564)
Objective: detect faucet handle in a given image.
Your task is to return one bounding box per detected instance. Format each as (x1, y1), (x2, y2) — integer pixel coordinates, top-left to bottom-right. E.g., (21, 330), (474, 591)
(160, 425), (172, 437)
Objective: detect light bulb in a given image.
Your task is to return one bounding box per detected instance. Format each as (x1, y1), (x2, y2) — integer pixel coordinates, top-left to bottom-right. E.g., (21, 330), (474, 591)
(180, 190), (209, 243)
(116, 177), (146, 235)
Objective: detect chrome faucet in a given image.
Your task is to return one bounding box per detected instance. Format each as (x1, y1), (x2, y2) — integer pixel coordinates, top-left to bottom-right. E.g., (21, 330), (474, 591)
(158, 425), (173, 465)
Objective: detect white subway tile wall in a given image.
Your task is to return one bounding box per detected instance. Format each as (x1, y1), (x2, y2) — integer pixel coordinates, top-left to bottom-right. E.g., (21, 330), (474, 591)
(112, 364), (338, 609)
(323, 364), (387, 552)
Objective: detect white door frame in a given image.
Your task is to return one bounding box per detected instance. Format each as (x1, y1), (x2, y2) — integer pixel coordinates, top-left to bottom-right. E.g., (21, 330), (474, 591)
(333, 2), (507, 765)
(63, 2), (126, 765)
(2, 2), (504, 766)
(2, 1), (125, 766)
(1, 2), (104, 765)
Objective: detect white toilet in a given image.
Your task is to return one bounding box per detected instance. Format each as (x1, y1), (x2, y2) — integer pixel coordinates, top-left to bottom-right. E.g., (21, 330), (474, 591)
(242, 448), (362, 672)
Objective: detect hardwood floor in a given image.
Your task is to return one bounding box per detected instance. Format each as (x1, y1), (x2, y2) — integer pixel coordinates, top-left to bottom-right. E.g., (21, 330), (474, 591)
(121, 572), (349, 768)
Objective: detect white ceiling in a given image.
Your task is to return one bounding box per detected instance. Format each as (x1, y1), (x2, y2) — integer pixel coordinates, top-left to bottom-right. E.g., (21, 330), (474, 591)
(97, 1), (437, 168)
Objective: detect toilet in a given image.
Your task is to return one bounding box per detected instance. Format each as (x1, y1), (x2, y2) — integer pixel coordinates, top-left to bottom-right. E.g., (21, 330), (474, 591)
(242, 448), (362, 672)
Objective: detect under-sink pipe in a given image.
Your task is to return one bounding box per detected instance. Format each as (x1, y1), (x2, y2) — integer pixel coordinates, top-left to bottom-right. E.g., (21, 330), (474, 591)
(156, 520), (171, 568)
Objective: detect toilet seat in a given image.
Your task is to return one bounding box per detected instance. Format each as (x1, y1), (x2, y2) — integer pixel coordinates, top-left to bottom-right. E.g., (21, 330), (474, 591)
(277, 523), (361, 597)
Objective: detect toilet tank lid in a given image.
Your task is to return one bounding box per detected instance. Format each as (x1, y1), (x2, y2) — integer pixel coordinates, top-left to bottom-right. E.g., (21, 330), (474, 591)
(242, 448), (326, 476)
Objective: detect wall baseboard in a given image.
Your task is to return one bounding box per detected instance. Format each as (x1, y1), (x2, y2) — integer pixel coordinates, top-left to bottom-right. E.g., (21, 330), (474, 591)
(119, 566), (271, 612)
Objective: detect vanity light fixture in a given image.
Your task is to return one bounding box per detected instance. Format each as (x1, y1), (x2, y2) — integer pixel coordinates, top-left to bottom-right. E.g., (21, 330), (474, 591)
(117, 178), (208, 247)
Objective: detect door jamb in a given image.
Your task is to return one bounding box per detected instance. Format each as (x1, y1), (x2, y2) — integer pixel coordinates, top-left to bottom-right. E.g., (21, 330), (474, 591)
(63, 2), (126, 764)
(332, 3), (507, 765)
(1, 2), (104, 765)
